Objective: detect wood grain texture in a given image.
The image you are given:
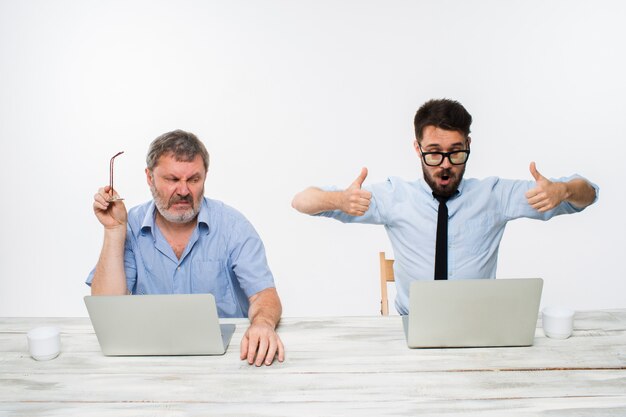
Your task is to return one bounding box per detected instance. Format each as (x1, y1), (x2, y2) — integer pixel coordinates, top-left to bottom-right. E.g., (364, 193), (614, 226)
(1, 311), (625, 416)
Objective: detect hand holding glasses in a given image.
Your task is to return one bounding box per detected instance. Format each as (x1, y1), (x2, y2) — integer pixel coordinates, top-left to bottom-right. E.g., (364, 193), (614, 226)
(108, 151), (124, 202)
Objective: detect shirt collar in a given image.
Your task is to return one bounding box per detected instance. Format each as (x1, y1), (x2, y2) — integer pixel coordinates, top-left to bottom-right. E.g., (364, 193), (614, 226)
(139, 197), (210, 237)
(454, 179), (466, 197)
(139, 201), (158, 237)
(197, 198), (210, 234)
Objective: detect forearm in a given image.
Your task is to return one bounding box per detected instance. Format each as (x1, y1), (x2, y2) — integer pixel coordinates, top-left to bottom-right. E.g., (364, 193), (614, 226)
(248, 288), (282, 328)
(291, 187), (343, 215)
(563, 178), (596, 208)
(91, 229), (128, 295)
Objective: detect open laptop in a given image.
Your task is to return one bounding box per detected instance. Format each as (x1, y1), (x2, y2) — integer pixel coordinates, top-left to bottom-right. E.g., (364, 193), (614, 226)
(84, 294), (236, 356)
(402, 278), (543, 348)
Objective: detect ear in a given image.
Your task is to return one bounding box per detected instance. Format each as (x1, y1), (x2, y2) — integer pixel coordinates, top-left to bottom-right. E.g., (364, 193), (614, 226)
(414, 140), (421, 156)
(466, 136), (472, 147)
(145, 168), (154, 187)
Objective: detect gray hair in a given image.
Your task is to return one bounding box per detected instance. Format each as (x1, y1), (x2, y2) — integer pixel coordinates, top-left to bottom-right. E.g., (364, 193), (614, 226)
(146, 130), (209, 172)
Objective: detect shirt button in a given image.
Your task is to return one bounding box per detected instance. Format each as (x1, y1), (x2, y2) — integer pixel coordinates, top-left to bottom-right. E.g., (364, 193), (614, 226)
(177, 267), (181, 271)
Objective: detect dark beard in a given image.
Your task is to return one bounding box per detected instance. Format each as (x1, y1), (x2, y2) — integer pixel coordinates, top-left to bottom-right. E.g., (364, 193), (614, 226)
(422, 165), (465, 197)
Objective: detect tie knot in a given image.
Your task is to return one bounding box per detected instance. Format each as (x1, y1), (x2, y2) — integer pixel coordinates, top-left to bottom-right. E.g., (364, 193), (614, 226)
(433, 193), (450, 204)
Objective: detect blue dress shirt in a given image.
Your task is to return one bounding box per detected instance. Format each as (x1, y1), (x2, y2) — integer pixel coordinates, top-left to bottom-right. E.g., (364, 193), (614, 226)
(86, 197), (275, 318)
(318, 175), (599, 315)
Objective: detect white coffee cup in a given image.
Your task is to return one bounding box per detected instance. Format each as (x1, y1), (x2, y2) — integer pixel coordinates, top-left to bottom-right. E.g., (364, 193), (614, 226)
(27, 326), (61, 361)
(542, 307), (575, 339)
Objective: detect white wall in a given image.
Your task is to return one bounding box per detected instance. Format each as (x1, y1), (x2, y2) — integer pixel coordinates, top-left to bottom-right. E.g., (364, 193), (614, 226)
(1, 0), (624, 317)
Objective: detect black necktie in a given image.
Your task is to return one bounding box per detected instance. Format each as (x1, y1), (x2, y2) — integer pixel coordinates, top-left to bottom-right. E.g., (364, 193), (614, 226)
(434, 194), (449, 280)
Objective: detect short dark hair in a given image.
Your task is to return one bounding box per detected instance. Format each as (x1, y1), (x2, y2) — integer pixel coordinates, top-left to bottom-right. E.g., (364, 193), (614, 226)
(146, 129), (209, 172)
(414, 99), (472, 142)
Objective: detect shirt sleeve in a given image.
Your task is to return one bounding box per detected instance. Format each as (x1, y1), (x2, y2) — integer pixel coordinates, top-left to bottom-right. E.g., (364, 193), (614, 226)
(122, 233), (138, 294)
(499, 174), (599, 221)
(227, 216), (276, 299)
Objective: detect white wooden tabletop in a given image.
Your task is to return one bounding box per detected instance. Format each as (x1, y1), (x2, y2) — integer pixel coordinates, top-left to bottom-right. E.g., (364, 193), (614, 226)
(1, 310), (625, 416)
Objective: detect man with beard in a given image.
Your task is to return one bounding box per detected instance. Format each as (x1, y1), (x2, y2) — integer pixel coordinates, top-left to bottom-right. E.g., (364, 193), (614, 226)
(88, 130), (284, 366)
(291, 99), (598, 315)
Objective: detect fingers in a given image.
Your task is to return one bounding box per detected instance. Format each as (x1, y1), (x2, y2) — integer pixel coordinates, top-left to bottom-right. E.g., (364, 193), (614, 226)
(239, 332), (250, 361)
(350, 195), (372, 215)
(275, 335), (285, 363)
(526, 186), (561, 212)
(526, 192), (552, 212)
(93, 186), (113, 211)
(253, 336), (269, 367)
(527, 163), (562, 212)
(240, 326), (284, 367)
(529, 161), (545, 182)
(242, 331), (259, 365)
(261, 335), (285, 366)
(349, 167), (368, 190)
(342, 167), (371, 215)
(93, 186), (128, 227)
(342, 187), (372, 216)
(529, 201), (553, 212)
(524, 186), (538, 200)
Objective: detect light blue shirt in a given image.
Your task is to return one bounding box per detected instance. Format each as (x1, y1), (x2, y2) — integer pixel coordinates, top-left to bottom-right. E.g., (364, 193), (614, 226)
(86, 197), (275, 318)
(318, 175), (599, 315)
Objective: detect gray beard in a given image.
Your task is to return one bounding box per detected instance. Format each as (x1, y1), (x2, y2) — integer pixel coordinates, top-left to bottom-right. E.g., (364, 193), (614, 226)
(150, 184), (200, 224)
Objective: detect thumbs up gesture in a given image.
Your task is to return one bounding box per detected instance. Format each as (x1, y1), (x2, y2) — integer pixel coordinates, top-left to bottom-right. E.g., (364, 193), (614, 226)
(341, 167), (372, 216)
(525, 162), (567, 212)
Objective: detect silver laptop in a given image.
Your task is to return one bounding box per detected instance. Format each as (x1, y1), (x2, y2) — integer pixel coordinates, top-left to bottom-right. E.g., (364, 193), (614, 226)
(84, 294), (236, 356)
(403, 278), (543, 348)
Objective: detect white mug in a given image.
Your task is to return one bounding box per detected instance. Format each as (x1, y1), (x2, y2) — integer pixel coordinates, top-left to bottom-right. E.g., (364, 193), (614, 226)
(27, 326), (61, 361)
(542, 307), (575, 339)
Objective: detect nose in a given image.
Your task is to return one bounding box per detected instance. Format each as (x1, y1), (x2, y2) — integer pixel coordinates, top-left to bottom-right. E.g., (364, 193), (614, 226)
(176, 181), (190, 196)
(440, 155), (453, 169)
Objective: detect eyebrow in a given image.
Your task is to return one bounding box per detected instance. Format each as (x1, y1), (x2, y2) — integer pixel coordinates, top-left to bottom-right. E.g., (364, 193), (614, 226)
(163, 173), (203, 180)
(424, 142), (465, 150)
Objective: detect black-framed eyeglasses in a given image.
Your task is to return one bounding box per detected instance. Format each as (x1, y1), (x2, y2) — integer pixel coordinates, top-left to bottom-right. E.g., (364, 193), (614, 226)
(418, 142), (470, 167)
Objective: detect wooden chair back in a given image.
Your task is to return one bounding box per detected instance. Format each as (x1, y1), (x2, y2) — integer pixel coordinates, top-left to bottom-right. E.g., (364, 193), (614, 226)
(379, 252), (395, 315)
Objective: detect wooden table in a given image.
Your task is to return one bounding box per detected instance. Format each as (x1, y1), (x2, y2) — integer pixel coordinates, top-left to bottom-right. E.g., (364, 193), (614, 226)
(1, 310), (625, 416)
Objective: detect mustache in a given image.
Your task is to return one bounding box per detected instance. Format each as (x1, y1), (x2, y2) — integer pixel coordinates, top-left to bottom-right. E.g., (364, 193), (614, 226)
(437, 169), (454, 179)
(168, 194), (193, 207)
